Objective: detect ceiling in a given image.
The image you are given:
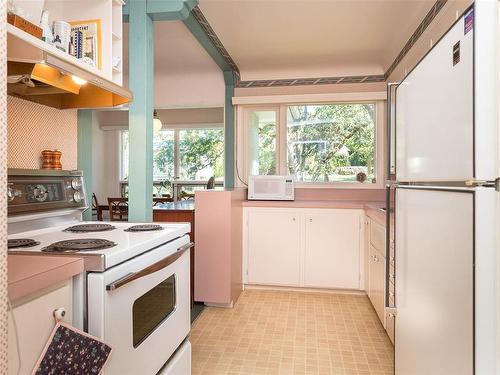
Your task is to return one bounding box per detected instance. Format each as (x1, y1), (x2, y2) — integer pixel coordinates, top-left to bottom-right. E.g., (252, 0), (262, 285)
(123, 21), (225, 108)
(123, 21), (222, 77)
(199, 0), (434, 81)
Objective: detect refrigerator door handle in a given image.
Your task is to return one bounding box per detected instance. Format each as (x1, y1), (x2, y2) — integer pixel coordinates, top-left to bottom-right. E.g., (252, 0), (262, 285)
(385, 83), (399, 311)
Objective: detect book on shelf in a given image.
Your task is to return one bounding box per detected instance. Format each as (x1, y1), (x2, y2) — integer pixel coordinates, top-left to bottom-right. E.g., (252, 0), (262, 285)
(69, 19), (102, 69)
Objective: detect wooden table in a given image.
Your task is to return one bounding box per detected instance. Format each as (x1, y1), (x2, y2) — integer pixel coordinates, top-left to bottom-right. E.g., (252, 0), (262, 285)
(153, 200), (196, 304)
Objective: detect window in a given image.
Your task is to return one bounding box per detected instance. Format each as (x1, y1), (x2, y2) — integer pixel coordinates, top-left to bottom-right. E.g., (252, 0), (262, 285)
(240, 102), (381, 187)
(179, 128), (224, 180)
(121, 127), (224, 193)
(247, 110), (277, 175)
(287, 104), (376, 183)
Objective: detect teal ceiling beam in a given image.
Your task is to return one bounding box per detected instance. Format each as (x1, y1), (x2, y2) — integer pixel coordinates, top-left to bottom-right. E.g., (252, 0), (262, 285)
(147, 0), (197, 21)
(128, 0), (154, 222)
(224, 70), (235, 188)
(77, 110), (93, 221)
(123, 1), (198, 22)
(182, 13), (232, 72)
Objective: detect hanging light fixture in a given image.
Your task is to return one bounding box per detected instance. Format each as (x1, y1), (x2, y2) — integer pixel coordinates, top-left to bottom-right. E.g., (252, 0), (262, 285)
(153, 110), (162, 133)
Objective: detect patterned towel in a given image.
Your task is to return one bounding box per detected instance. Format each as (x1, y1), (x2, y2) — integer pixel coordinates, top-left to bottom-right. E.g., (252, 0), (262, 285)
(32, 322), (112, 375)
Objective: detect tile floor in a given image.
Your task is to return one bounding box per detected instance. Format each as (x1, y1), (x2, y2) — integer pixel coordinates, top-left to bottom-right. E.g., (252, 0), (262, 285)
(190, 290), (394, 375)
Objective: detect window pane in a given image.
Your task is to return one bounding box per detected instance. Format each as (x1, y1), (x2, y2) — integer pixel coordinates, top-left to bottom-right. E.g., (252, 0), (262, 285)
(287, 104), (376, 183)
(179, 128), (224, 181)
(247, 110), (277, 175)
(121, 131), (129, 180)
(153, 130), (175, 181)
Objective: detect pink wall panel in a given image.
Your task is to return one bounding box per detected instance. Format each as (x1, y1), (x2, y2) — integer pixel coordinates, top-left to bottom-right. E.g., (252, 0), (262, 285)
(7, 96), (78, 170)
(195, 189), (245, 305)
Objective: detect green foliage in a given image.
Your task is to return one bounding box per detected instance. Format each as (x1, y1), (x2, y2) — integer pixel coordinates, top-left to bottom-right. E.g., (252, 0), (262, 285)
(179, 128), (224, 180)
(256, 122), (276, 175)
(287, 104), (375, 182)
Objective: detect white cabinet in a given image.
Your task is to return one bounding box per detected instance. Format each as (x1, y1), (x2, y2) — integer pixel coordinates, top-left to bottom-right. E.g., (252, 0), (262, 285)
(368, 244), (385, 324)
(245, 208), (362, 290)
(247, 209), (301, 286)
(8, 281), (73, 375)
(304, 212), (360, 289)
(366, 214), (395, 344)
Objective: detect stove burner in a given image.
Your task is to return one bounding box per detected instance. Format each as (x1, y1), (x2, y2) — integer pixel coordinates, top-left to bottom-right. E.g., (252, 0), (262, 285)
(64, 223), (116, 233)
(42, 238), (116, 253)
(8, 238), (40, 249)
(125, 224), (164, 232)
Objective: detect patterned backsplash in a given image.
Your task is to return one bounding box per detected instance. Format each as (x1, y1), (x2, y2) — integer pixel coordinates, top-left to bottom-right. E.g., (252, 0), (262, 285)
(7, 96), (78, 170)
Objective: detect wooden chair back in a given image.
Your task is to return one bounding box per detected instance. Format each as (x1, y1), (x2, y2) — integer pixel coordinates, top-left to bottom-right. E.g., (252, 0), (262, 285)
(153, 197), (174, 206)
(92, 193), (103, 221)
(108, 197), (128, 221)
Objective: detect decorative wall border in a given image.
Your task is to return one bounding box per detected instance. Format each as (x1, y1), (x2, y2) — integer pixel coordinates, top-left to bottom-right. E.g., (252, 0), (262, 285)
(193, 0), (447, 87)
(191, 5), (240, 78)
(384, 0), (447, 79)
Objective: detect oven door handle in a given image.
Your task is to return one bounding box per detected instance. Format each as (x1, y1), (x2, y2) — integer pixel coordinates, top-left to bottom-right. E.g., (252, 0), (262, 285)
(106, 242), (194, 291)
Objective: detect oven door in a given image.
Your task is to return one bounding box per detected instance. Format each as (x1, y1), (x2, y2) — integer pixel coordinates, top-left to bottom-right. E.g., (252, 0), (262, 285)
(87, 235), (192, 375)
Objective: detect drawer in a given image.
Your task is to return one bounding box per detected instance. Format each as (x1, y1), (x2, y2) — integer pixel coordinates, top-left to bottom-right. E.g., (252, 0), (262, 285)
(370, 220), (386, 252)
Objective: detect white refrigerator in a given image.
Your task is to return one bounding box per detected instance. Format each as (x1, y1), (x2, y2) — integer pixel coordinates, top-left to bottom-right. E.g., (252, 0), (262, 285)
(388, 3), (499, 374)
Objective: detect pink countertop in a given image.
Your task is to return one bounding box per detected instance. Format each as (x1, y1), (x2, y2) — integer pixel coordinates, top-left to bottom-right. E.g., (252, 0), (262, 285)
(8, 255), (84, 302)
(364, 203), (386, 225)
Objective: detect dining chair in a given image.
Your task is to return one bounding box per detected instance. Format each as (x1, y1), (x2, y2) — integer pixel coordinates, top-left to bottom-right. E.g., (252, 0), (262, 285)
(153, 197), (174, 206)
(108, 197), (128, 221)
(92, 193), (103, 221)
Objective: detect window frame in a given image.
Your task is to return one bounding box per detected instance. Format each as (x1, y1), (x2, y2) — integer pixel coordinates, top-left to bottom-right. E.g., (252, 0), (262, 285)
(120, 125), (225, 183)
(236, 100), (385, 189)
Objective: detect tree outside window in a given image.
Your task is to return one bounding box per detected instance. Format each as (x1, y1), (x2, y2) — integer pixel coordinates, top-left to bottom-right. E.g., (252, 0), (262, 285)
(287, 104), (376, 183)
(121, 127), (224, 195)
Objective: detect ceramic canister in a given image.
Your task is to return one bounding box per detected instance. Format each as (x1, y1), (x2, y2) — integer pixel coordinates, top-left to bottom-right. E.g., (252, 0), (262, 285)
(52, 20), (71, 52)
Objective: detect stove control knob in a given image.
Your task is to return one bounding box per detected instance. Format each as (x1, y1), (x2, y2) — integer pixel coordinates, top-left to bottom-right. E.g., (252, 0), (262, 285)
(71, 178), (82, 190)
(7, 184), (22, 201)
(73, 191), (83, 203)
(33, 185), (48, 202)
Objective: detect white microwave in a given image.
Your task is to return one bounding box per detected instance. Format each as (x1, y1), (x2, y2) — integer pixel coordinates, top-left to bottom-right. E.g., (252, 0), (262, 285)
(247, 175), (295, 201)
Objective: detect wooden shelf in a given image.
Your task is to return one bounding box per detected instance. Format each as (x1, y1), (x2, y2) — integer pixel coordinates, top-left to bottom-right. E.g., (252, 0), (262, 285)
(7, 24), (107, 81)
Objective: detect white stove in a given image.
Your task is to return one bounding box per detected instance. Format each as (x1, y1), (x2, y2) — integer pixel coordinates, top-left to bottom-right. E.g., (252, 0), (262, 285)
(7, 169), (193, 375)
(9, 221), (191, 271)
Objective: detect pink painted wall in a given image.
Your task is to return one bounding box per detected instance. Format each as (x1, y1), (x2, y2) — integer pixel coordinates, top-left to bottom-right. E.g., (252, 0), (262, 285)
(194, 188), (245, 305)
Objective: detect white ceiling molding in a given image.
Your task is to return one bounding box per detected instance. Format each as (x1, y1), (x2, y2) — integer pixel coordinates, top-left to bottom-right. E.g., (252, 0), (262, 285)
(232, 92), (387, 105)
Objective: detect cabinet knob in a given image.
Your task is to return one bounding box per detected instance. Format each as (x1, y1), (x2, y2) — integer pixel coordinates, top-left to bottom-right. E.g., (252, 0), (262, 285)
(309, 218), (312, 222)
(53, 307), (66, 322)
(292, 217), (296, 221)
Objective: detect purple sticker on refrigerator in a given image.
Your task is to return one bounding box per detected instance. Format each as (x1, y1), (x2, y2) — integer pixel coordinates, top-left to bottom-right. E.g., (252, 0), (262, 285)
(464, 8), (474, 35)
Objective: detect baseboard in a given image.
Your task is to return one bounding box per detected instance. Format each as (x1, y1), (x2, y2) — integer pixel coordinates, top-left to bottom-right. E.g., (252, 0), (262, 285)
(244, 284), (367, 296)
(203, 301), (234, 308)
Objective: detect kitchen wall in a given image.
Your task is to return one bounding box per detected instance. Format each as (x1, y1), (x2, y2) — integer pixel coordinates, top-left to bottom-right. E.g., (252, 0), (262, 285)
(386, 0), (473, 83)
(91, 107), (225, 204)
(91, 120), (121, 205)
(0, 1), (8, 369)
(234, 81), (386, 98)
(7, 96), (78, 170)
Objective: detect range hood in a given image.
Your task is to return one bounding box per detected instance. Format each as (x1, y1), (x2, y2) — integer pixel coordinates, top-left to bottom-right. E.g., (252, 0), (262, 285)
(7, 25), (132, 109)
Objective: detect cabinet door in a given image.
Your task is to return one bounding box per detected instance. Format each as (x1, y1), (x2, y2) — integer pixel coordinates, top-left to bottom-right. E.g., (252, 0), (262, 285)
(304, 211), (360, 289)
(368, 245), (386, 324)
(247, 210), (301, 286)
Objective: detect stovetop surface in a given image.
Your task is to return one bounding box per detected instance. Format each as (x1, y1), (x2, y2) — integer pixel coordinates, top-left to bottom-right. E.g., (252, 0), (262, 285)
(8, 221), (190, 270)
